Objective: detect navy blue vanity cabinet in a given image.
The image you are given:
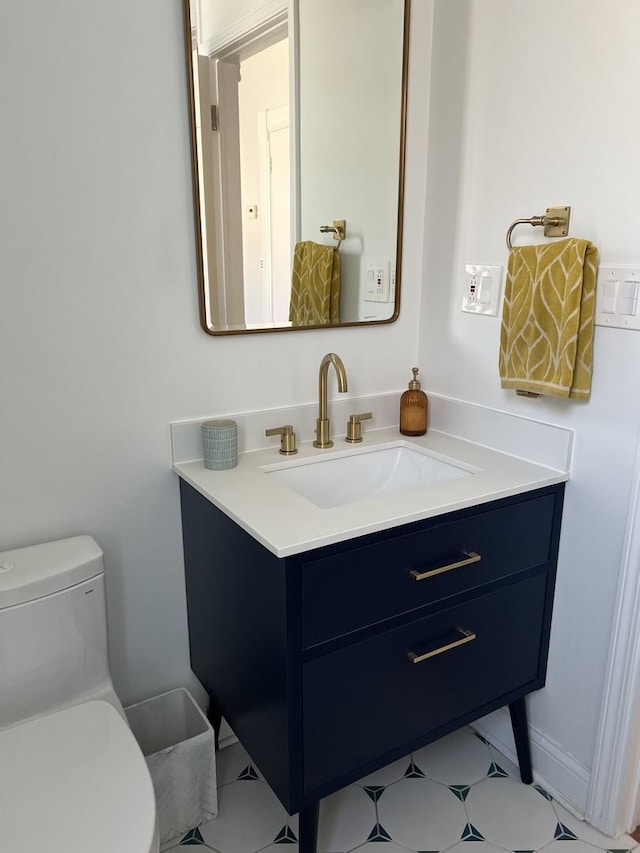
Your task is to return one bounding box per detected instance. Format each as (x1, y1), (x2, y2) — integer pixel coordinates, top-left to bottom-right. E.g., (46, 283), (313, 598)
(179, 480), (564, 853)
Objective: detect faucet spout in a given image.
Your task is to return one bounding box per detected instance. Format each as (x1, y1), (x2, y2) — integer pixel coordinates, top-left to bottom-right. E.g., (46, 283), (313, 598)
(314, 352), (348, 448)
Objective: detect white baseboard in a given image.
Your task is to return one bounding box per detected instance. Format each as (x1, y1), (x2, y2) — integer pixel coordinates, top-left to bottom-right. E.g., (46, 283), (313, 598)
(472, 708), (591, 819)
(219, 732), (239, 750)
(218, 718), (238, 751)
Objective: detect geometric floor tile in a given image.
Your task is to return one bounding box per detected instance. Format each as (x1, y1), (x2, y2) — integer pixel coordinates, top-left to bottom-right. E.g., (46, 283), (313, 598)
(412, 727), (499, 785)
(197, 777), (294, 853)
(449, 784), (472, 802)
(357, 754), (416, 788)
(554, 821), (579, 840)
(447, 843), (504, 853)
(162, 734), (640, 853)
(273, 824), (298, 843)
(404, 759), (427, 778)
(532, 783), (553, 801)
(367, 822), (393, 841)
(465, 776), (557, 850)
(461, 821), (486, 840)
(259, 849), (299, 853)
(237, 765), (261, 781)
(377, 776), (467, 850)
(486, 742), (521, 779)
(318, 784), (376, 852)
(216, 741), (263, 786)
(363, 785), (386, 803)
(179, 826), (206, 844)
(487, 761), (509, 778)
(552, 801), (637, 850)
(543, 844), (614, 853)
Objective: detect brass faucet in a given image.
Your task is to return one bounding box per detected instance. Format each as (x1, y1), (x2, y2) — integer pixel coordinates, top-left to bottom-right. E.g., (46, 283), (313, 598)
(314, 353), (348, 448)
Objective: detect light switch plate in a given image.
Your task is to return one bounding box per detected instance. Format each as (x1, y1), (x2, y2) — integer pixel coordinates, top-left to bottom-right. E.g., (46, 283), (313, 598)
(462, 265), (503, 316)
(595, 266), (640, 331)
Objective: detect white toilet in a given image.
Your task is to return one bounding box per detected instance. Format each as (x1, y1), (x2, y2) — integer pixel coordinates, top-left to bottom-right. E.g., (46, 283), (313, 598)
(0, 535), (159, 853)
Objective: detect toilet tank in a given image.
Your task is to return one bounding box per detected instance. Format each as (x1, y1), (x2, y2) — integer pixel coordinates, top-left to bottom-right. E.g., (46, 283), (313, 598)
(0, 536), (117, 729)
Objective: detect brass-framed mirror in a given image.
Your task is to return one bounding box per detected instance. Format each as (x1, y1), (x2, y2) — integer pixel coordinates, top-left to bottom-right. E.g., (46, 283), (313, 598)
(183, 0), (410, 335)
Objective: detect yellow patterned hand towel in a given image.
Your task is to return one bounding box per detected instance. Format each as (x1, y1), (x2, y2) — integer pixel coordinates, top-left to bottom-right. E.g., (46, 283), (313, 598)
(289, 241), (341, 326)
(499, 238), (598, 400)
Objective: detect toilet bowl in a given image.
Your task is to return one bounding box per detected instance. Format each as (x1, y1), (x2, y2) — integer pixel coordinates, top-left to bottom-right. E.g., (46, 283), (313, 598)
(0, 536), (159, 852)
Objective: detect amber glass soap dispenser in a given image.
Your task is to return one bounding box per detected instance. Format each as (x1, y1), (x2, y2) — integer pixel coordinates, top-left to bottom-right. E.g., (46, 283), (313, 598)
(400, 368), (428, 436)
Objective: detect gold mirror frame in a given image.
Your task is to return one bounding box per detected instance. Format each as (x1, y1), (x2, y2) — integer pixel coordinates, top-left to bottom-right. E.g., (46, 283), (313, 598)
(183, 0), (411, 336)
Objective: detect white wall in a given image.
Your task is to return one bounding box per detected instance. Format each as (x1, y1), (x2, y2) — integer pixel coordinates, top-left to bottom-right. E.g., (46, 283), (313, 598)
(0, 0), (431, 706)
(298, 0), (405, 322)
(421, 0), (640, 788)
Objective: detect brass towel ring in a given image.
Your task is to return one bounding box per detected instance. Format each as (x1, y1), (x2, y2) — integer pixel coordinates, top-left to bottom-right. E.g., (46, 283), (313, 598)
(320, 219), (346, 251)
(506, 206), (571, 251)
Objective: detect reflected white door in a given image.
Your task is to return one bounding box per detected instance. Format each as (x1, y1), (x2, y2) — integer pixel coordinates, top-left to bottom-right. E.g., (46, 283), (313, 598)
(256, 106), (291, 324)
(233, 36), (290, 326)
(267, 116), (291, 324)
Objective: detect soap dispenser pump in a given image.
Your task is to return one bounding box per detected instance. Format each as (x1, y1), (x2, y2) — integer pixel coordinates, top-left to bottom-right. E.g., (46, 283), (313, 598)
(400, 368), (428, 436)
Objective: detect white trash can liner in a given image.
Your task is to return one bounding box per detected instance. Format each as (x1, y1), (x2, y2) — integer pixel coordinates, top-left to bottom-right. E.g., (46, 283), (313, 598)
(125, 687), (218, 844)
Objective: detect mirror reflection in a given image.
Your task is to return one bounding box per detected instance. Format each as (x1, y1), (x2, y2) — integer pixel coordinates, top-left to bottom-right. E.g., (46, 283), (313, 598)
(185, 0), (409, 334)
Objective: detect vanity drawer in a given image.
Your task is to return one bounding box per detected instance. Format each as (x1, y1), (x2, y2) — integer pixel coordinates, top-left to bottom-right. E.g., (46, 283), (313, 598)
(301, 492), (556, 648)
(302, 573), (547, 793)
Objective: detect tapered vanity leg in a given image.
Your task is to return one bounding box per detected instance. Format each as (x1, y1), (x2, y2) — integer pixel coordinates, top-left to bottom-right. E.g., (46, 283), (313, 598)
(298, 801), (320, 853)
(206, 701), (223, 749)
(509, 697), (533, 784)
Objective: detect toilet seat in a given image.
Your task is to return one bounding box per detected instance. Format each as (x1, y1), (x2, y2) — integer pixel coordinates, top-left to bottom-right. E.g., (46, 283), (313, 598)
(0, 700), (158, 853)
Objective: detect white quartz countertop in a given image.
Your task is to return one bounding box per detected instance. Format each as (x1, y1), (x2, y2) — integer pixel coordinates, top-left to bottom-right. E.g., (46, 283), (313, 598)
(173, 427), (568, 558)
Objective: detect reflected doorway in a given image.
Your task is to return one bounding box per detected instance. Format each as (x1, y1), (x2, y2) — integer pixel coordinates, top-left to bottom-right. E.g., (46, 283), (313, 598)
(213, 31), (291, 326)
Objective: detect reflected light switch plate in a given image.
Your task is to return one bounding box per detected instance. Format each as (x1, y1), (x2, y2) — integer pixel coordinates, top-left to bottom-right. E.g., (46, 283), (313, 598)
(462, 265), (503, 316)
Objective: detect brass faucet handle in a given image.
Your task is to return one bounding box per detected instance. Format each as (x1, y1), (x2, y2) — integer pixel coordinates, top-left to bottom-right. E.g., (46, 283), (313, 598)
(345, 412), (373, 443)
(265, 424), (298, 455)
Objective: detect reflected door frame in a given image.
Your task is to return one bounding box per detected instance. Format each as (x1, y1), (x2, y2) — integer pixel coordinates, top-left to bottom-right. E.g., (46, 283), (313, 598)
(215, 57), (245, 325)
(196, 0), (297, 328)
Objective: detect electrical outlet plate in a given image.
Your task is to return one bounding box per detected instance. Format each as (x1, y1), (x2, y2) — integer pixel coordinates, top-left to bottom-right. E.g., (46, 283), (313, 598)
(364, 261), (392, 303)
(462, 265), (503, 316)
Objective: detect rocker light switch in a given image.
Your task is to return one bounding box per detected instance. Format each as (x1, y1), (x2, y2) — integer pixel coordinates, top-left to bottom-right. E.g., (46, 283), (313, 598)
(619, 280), (639, 315)
(601, 280), (617, 313)
(596, 267), (640, 330)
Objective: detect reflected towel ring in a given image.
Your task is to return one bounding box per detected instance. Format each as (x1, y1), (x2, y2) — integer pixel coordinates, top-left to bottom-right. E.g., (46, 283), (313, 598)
(506, 206), (571, 251)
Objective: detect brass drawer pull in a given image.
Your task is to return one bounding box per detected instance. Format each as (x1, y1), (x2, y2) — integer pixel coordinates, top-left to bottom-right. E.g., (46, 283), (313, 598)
(410, 550), (481, 581)
(408, 627), (476, 664)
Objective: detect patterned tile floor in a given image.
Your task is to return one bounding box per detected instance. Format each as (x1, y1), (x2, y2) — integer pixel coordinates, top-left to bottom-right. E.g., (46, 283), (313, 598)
(161, 727), (638, 853)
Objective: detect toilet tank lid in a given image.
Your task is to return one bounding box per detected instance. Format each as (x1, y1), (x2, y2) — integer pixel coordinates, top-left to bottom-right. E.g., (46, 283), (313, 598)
(0, 535), (104, 609)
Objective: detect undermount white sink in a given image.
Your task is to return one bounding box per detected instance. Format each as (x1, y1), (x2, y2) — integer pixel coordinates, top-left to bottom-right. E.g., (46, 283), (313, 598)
(264, 442), (476, 509)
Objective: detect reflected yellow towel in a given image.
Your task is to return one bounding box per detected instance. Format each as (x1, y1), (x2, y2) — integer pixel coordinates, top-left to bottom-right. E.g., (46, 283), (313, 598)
(499, 238), (598, 400)
(289, 241), (341, 326)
